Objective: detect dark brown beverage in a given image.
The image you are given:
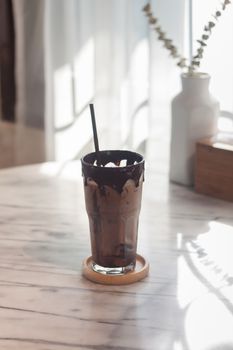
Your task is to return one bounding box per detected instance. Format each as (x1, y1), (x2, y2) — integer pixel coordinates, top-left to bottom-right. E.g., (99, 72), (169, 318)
(81, 150), (144, 274)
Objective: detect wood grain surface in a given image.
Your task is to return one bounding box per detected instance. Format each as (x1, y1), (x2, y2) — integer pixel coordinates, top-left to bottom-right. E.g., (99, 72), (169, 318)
(0, 161), (232, 350)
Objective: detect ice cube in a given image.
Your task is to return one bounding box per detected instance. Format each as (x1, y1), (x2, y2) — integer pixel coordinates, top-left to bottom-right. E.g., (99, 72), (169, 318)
(120, 159), (127, 167)
(105, 162), (116, 167)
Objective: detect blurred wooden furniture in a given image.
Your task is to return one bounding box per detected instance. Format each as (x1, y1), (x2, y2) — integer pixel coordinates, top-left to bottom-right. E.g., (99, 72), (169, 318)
(0, 161), (232, 349)
(0, 0), (15, 122)
(195, 135), (233, 201)
(0, 121), (45, 168)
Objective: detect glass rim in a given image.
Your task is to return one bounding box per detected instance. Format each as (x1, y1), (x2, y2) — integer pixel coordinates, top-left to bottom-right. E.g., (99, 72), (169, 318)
(81, 149), (144, 169)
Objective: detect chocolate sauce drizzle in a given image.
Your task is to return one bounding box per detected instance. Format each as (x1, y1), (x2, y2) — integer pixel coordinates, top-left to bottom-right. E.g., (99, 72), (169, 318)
(81, 150), (145, 194)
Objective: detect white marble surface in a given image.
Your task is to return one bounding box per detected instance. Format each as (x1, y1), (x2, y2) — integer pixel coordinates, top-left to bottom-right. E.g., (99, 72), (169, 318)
(0, 161), (232, 350)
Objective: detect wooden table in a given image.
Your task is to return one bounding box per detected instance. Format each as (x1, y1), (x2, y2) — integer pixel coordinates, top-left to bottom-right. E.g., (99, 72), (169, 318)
(0, 161), (233, 350)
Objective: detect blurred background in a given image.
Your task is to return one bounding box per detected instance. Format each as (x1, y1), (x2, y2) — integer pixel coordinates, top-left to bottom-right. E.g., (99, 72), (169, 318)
(0, 0), (232, 171)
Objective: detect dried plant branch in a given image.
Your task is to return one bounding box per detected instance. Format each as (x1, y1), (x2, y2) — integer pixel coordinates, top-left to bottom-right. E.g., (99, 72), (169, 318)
(142, 3), (188, 69)
(142, 0), (231, 73)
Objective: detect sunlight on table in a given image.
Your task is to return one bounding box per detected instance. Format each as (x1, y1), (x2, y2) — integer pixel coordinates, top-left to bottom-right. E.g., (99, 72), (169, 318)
(39, 161), (82, 181)
(177, 221), (233, 350)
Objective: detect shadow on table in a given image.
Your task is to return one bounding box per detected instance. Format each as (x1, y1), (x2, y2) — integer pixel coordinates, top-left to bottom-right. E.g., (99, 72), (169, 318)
(165, 191), (233, 350)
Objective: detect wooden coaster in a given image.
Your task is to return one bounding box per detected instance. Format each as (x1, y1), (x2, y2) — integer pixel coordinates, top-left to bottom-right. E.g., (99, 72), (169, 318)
(82, 254), (149, 285)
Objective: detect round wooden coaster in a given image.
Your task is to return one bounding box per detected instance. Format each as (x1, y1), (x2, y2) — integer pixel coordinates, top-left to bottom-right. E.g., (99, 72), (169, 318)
(82, 254), (149, 285)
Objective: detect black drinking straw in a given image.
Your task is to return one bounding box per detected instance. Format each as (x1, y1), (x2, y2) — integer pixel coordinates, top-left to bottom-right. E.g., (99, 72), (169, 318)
(89, 103), (101, 166)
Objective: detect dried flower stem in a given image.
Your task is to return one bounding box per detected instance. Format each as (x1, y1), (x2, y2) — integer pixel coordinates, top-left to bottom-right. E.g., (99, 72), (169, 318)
(143, 0), (231, 73)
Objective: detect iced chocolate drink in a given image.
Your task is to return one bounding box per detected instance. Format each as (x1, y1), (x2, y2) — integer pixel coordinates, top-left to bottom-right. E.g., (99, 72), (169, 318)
(81, 150), (144, 275)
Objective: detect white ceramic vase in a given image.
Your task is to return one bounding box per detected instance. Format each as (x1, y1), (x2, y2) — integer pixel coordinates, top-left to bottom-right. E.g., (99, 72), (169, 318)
(169, 72), (219, 186)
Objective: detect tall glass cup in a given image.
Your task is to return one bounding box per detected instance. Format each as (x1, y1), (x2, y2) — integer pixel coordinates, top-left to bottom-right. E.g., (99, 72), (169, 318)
(81, 150), (144, 275)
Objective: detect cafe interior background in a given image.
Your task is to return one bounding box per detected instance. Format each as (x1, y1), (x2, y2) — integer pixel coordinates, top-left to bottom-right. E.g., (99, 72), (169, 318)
(0, 0), (233, 174)
(1, 2), (233, 348)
